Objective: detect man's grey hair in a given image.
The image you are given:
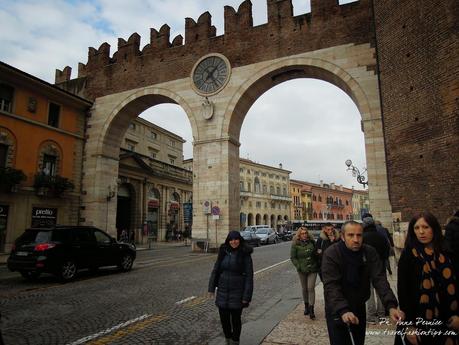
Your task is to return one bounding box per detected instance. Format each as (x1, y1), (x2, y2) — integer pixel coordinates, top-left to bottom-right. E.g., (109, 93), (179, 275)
(341, 220), (363, 233)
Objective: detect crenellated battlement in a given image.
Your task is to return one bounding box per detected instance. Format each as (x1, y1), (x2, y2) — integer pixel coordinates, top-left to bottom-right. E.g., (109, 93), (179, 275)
(55, 0), (372, 99)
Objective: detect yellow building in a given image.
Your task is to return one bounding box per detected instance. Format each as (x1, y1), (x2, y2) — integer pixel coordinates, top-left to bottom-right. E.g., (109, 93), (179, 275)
(290, 180), (303, 221)
(0, 62), (91, 252)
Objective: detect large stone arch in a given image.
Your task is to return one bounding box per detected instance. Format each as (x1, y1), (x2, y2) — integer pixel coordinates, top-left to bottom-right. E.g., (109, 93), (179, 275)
(218, 55), (392, 231)
(81, 87), (195, 234)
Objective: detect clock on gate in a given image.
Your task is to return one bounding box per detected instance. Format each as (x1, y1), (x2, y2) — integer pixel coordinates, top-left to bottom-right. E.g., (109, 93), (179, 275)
(191, 54), (231, 96)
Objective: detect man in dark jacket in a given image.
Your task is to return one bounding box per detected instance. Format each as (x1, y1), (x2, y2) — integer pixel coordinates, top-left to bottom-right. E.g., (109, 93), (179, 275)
(322, 221), (404, 345)
(361, 213), (391, 323)
(445, 210), (459, 275)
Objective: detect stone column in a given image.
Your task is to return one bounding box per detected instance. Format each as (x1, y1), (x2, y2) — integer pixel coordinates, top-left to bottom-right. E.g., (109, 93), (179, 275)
(192, 137), (240, 248)
(363, 116), (393, 228)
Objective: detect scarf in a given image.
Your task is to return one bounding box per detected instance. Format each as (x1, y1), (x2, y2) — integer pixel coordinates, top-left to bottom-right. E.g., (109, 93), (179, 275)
(411, 243), (458, 323)
(338, 240), (364, 288)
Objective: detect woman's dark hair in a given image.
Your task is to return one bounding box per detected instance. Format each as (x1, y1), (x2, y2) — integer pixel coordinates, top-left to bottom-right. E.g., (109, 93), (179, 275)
(405, 211), (443, 253)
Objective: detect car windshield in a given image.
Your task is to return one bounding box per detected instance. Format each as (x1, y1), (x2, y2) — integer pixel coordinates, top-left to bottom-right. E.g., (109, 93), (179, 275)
(240, 231), (251, 236)
(256, 229), (268, 234)
(18, 230), (51, 244)
(243, 227), (254, 232)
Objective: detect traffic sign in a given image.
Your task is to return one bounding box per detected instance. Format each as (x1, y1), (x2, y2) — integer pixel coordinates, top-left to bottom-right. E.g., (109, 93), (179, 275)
(211, 206), (220, 216)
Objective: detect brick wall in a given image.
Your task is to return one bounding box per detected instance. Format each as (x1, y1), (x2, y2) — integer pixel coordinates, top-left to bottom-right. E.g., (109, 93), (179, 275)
(56, 0), (374, 100)
(373, 0), (459, 223)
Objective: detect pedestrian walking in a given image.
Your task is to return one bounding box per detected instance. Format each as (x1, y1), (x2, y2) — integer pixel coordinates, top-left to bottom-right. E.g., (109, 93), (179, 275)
(208, 231), (254, 345)
(322, 220), (404, 345)
(290, 226), (319, 319)
(362, 213), (391, 323)
(445, 209), (459, 276)
(375, 220), (395, 275)
(395, 211), (459, 345)
(315, 222), (340, 280)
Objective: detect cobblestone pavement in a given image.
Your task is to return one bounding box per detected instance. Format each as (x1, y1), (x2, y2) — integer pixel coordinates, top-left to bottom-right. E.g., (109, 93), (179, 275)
(0, 241), (298, 345)
(262, 258), (399, 345)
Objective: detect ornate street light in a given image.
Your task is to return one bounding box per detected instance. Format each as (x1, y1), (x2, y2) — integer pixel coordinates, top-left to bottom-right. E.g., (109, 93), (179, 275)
(345, 159), (368, 188)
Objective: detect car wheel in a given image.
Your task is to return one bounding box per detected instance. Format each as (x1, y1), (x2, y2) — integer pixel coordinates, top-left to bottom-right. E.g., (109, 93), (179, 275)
(20, 270), (40, 281)
(118, 254), (134, 272)
(60, 260), (77, 282)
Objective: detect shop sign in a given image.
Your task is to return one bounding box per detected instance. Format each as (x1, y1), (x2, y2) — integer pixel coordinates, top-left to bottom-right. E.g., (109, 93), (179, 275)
(148, 199), (159, 208)
(183, 203), (193, 224)
(170, 202), (180, 210)
(0, 205), (9, 233)
(31, 207), (57, 228)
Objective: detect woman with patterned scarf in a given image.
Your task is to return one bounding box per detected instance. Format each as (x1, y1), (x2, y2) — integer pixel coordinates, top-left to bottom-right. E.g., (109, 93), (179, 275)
(395, 212), (459, 345)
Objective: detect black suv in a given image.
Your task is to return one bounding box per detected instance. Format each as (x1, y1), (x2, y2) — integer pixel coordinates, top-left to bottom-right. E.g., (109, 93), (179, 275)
(7, 226), (136, 281)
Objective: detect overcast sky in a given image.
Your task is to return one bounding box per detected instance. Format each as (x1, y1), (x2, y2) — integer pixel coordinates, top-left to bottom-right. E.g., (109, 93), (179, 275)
(0, 0), (366, 189)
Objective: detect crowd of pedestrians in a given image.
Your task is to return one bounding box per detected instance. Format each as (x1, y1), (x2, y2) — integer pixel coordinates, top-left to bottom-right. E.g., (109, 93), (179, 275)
(208, 209), (459, 345)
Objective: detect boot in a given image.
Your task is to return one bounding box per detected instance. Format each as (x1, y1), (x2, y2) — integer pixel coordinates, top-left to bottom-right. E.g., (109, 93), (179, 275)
(230, 340), (240, 345)
(309, 305), (315, 320)
(225, 339), (231, 345)
(304, 302), (309, 315)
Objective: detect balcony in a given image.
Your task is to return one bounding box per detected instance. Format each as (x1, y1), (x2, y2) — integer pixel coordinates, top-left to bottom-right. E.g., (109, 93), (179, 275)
(0, 167), (26, 193)
(327, 201), (345, 209)
(33, 173), (75, 197)
(270, 194), (291, 202)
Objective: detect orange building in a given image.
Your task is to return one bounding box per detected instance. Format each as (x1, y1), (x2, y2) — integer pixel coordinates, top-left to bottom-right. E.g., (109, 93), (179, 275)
(0, 62), (91, 252)
(310, 182), (353, 221)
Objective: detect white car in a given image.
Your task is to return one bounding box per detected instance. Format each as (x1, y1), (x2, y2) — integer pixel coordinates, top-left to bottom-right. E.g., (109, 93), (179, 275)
(255, 227), (278, 245)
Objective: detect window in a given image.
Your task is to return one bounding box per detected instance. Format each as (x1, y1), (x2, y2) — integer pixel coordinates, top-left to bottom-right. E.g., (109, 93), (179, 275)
(169, 140), (175, 147)
(276, 187), (280, 195)
(0, 144), (7, 168)
(240, 168), (244, 173)
(247, 182), (251, 192)
(148, 148), (157, 159)
(150, 131), (157, 139)
(270, 186), (274, 194)
(264, 202), (267, 208)
(262, 173), (266, 177)
(0, 84), (14, 112)
(263, 185), (267, 194)
(170, 158), (175, 165)
(240, 181), (244, 191)
(255, 171), (259, 176)
(283, 187), (287, 196)
(126, 140), (136, 151)
(247, 169), (251, 174)
(129, 122), (136, 131)
(48, 102), (60, 128)
(42, 154), (57, 176)
(313, 195), (317, 201)
(94, 230), (112, 244)
(346, 200), (349, 206)
(256, 201), (261, 208)
(318, 195), (322, 202)
(254, 177), (261, 193)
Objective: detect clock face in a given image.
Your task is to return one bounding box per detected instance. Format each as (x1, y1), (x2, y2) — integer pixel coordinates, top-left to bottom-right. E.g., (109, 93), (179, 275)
(192, 55), (230, 95)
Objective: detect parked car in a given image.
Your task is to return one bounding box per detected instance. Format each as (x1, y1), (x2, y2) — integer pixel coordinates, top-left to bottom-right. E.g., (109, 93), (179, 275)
(255, 227), (278, 245)
(243, 225), (269, 233)
(7, 226), (136, 282)
(240, 230), (261, 247)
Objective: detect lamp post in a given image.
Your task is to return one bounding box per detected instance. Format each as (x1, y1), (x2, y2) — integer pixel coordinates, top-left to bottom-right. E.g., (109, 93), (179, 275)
(345, 159), (368, 188)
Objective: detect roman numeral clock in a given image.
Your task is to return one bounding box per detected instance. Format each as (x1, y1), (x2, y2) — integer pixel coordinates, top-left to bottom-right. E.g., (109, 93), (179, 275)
(191, 53), (231, 120)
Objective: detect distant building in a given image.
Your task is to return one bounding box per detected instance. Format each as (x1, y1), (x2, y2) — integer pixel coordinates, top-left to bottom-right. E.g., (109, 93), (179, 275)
(184, 158), (292, 230)
(118, 117), (192, 243)
(0, 61), (91, 252)
(352, 189), (370, 221)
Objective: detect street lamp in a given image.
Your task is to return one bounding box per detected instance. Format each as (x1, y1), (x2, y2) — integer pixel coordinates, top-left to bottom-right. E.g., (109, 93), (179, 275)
(345, 159), (368, 188)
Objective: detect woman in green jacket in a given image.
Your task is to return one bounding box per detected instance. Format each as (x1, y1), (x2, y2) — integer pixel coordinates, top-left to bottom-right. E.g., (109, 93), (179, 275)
(291, 226), (319, 319)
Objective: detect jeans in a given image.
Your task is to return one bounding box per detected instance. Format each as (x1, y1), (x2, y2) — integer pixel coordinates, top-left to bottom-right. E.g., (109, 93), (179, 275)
(325, 308), (366, 345)
(366, 283), (385, 321)
(297, 271), (317, 305)
(218, 308), (243, 341)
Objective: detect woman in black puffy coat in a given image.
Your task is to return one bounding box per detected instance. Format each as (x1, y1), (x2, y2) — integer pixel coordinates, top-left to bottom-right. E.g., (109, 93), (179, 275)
(208, 231), (254, 345)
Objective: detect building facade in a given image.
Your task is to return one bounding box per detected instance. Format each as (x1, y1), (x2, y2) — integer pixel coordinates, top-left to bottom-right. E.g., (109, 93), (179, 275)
(239, 159), (291, 230)
(0, 62), (91, 253)
(118, 118), (192, 243)
(290, 180), (303, 221)
(352, 189), (370, 221)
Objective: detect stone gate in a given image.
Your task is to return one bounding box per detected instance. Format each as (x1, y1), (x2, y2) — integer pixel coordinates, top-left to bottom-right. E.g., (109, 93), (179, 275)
(55, 0), (459, 245)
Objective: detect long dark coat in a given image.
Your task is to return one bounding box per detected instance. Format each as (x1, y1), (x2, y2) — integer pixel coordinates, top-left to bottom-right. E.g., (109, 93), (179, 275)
(208, 243), (254, 309)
